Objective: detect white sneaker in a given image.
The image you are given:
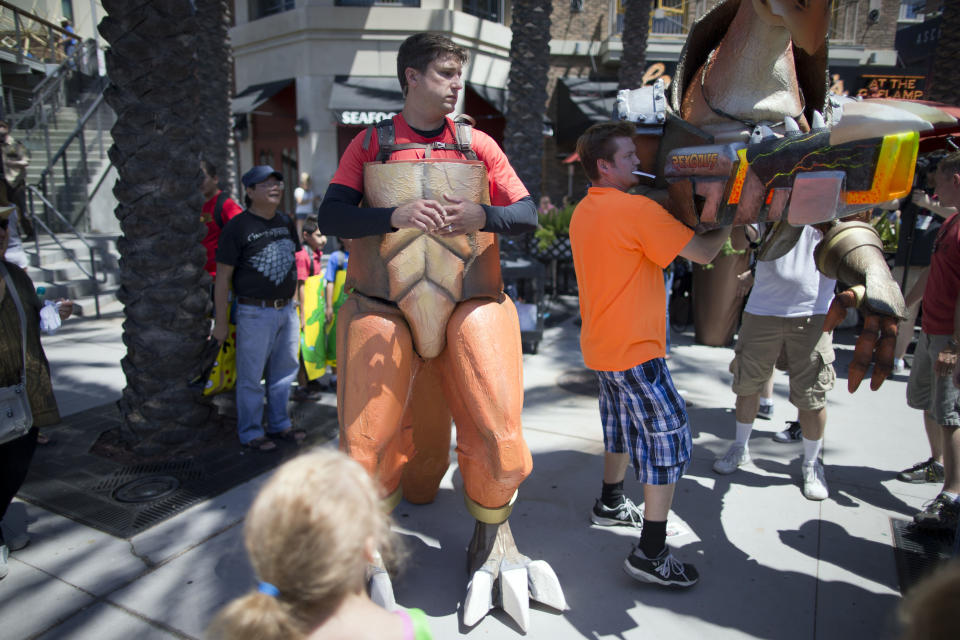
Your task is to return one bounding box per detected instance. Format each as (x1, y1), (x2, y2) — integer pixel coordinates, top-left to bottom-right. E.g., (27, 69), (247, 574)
(713, 443), (750, 475)
(802, 460), (828, 501)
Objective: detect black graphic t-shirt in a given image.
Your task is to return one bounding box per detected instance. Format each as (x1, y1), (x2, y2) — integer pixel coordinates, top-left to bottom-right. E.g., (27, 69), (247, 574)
(216, 211), (301, 299)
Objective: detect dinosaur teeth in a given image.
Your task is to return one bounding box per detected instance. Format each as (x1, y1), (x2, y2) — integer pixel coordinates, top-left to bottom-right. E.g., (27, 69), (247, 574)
(813, 110), (826, 129)
(784, 116), (800, 133)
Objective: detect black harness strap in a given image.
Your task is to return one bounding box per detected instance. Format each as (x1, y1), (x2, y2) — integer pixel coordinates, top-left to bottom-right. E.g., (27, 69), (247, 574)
(362, 116), (479, 163)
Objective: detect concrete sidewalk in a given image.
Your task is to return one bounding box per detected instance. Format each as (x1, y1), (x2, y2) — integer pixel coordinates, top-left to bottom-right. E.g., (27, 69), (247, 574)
(0, 300), (942, 639)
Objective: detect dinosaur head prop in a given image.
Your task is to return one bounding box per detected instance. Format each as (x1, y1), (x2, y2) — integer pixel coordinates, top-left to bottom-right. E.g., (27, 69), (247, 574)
(753, 0), (831, 55)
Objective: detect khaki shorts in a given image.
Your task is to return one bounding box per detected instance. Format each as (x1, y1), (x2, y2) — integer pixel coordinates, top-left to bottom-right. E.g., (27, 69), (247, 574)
(730, 313), (836, 411)
(906, 332), (960, 426)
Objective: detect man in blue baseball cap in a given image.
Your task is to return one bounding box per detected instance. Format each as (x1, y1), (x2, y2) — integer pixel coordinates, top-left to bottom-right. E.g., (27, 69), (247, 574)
(212, 165), (305, 452)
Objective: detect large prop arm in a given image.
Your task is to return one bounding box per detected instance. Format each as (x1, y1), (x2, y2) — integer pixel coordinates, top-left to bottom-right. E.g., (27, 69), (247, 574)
(814, 220), (906, 392)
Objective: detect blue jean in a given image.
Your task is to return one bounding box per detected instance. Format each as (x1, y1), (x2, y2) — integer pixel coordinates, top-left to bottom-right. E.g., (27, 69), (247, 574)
(234, 302), (300, 444)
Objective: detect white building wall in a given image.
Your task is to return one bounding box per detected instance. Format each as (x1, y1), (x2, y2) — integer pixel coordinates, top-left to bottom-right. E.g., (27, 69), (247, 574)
(231, 2), (512, 193)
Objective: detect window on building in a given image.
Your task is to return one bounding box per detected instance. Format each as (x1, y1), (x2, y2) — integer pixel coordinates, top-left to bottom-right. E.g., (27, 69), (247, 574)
(336, 1), (420, 7)
(462, 0), (502, 23)
(250, 0), (296, 20)
(614, 1), (688, 38)
(830, 1), (859, 45)
(61, 0), (74, 24)
(899, 1), (934, 22)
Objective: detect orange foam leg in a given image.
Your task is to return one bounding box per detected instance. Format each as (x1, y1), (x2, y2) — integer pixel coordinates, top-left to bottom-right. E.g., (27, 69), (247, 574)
(402, 358), (454, 504)
(439, 297), (532, 509)
(337, 297), (416, 497)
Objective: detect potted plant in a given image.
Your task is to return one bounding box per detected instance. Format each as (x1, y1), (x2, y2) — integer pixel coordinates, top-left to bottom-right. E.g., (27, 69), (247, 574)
(532, 201), (576, 260)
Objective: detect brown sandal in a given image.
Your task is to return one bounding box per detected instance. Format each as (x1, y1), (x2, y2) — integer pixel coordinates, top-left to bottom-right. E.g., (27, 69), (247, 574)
(241, 437), (277, 453)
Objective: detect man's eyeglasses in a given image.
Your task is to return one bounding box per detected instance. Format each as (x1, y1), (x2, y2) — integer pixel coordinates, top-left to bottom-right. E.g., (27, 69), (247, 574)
(256, 180), (283, 189)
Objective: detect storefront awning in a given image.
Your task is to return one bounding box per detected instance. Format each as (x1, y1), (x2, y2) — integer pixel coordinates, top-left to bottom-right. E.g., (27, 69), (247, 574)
(231, 79), (294, 115)
(555, 78), (619, 143)
(329, 76), (404, 125)
(467, 82), (508, 114)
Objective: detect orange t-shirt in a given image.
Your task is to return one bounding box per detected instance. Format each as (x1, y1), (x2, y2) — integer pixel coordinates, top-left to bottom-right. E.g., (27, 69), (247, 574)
(570, 187), (694, 371)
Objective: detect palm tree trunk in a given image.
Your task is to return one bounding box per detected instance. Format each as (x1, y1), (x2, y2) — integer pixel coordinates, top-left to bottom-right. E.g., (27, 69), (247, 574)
(195, 0), (237, 196)
(503, 0), (552, 200)
(619, 0), (654, 90)
(928, 2), (960, 106)
(100, 0), (215, 456)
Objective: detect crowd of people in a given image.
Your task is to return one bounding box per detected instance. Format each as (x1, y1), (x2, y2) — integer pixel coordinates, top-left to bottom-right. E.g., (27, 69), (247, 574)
(2, 28), (959, 640)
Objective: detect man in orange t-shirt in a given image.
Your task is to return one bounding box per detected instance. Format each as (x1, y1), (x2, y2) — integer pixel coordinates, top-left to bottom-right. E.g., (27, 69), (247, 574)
(570, 121), (730, 588)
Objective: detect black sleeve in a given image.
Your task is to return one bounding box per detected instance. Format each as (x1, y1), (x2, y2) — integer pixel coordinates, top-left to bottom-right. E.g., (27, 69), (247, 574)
(480, 196), (538, 235)
(316, 183), (396, 238)
(215, 215), (241, 266)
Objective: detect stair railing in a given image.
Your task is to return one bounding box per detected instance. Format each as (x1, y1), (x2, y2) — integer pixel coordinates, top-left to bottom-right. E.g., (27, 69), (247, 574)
(23, 91), (114, 320)
(24, 185), (101, 318)
(31, 91), (114, 230)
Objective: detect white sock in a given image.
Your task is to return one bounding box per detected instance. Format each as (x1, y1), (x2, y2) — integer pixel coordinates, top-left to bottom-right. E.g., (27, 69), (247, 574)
(735, 421), (753, 449)
(759, 397), (773, 408)
(943, 491), (960, 503)
(802, 437), (823, 465)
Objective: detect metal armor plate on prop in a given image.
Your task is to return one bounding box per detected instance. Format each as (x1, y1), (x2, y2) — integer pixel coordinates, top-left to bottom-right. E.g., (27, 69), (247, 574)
(352, 158), (500, 359)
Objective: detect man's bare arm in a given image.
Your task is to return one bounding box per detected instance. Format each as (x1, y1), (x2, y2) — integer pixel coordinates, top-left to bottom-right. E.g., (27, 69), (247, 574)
(678, 227), (733, 264)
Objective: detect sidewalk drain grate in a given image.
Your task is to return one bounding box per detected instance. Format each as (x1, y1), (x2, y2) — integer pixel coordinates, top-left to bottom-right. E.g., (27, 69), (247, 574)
(890, 517), (955, 594)
(18, 401), (339, 538)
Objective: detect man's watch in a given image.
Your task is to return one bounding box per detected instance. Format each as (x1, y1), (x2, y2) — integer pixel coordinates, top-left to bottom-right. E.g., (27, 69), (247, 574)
(948, 337), (959, 349)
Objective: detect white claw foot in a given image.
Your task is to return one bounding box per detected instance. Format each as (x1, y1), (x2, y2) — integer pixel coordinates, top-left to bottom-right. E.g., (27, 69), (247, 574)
(367, 550), (398, 611)
(462, 520), (568, 631)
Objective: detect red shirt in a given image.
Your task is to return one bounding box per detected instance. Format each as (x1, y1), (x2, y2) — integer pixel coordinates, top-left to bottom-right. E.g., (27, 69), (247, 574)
(331, 114), (528, 207)
(922, 213), (960, 335)
(201, 191), (243, 277)
(295, 247), (323, 280)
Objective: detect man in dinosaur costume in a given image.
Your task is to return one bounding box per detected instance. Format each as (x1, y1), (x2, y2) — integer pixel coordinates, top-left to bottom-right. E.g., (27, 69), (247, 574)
(317, 33), (565, 630)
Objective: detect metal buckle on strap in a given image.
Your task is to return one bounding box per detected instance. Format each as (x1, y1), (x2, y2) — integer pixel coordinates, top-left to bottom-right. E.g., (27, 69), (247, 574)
(271, 299), (287, 309)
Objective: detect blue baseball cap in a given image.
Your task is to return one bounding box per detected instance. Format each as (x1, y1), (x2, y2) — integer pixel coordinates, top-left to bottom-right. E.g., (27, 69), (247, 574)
(241, 165), (283, 188)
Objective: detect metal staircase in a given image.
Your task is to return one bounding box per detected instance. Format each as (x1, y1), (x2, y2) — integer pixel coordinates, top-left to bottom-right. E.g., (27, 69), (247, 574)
(0, 3), (119, 317)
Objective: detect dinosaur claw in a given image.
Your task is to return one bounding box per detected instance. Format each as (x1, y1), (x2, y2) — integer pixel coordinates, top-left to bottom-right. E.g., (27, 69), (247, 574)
(463, 570), (495, 627)
(500, 564), (530, 631)
(527, 560), (569, 611)
(367, 562), (398, 611)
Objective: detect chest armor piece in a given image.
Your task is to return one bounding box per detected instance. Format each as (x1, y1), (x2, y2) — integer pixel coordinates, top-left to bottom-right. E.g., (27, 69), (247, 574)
(350, 158), (502, 359)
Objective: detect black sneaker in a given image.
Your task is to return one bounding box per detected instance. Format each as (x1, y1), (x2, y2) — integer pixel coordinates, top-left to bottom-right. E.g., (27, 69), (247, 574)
(624, 546), (699, 587)
(756, 404), (774, 420)
(773, 421), (802, 443)
(897, 457), (945, 484)
(914, 493), (960, 531)
(591, 497), (643, 528)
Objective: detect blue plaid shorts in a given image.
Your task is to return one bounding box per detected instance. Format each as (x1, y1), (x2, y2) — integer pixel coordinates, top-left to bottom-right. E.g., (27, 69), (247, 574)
(597, 358), (691, 485)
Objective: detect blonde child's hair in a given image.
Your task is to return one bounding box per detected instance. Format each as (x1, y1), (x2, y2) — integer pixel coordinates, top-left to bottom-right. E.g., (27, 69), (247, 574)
(898, 561), (960, 640)
(207, 449), (394, 640)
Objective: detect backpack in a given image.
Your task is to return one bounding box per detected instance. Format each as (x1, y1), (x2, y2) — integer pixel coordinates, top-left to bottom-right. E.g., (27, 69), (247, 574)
(362, 114), (479, 162)
(212, 191), (229, 229)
